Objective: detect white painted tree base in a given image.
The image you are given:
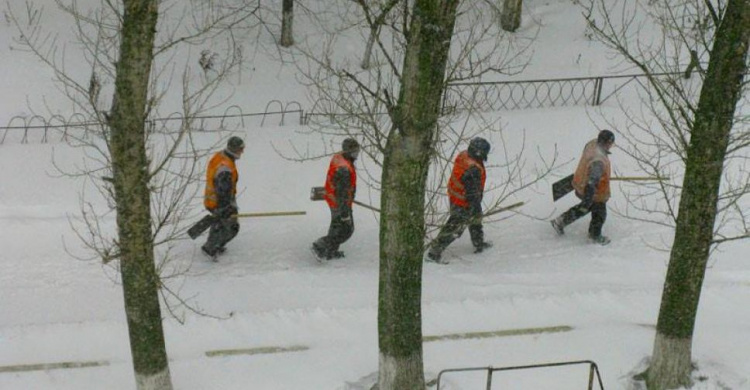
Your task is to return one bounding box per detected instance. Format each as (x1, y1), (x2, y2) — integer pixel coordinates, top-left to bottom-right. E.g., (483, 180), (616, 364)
(378, 352), (425, 390)
(648, 334), (693, 389)
(136, 368), (173, 390)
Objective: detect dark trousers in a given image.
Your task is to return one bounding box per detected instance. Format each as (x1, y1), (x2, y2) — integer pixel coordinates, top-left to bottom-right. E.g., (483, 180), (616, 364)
(313, 209), (354, 257)
(204, 217), (240, 253)
(558, 200), (607, 238)
(430, 204), (484, 255)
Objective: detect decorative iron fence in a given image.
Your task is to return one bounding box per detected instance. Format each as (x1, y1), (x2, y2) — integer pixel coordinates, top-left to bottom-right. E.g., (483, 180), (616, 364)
(0, 101), (304, 144)
(442, 71), (686, 113)
(443, 76), (603, 112)
(1, 72), (692, 144)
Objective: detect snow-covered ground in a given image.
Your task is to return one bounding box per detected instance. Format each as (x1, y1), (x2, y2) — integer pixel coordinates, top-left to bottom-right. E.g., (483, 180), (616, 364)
(1, 1), (748, 389)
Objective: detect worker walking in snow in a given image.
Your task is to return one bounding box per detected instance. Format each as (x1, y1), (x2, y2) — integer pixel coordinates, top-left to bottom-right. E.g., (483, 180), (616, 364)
(201, 136), (245, 259)
(312, 138), (360, 261)
(550, 130), (615, 245)
(427, 137), (494, 264)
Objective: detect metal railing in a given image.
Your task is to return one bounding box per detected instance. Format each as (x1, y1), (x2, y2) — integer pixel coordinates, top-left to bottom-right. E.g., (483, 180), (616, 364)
(442, 71), (687, 112)
(0, 101), (304, 145)
(436, 360), (606, 390)
(1, 71), (693, 144)
(443, 76), (602, 112)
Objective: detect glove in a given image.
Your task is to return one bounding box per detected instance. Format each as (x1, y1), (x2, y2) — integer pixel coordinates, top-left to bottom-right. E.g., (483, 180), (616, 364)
(216, 205), (238, 219)
(469, 204), (483, 221)
(581, 184), (595, 209)
(339, 208), (352, 224)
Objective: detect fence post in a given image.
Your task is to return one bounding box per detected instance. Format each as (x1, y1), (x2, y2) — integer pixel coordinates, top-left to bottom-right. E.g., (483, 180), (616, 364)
(42, 121), (49, 143)
(592, 77), (603, 106)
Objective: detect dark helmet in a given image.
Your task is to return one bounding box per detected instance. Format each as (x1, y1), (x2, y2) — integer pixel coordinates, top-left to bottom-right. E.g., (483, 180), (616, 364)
(342, 137), (360, 159)
(227, 136), (245, 153)
(597, 130), (615, 144)
(468, 137), (491, 161)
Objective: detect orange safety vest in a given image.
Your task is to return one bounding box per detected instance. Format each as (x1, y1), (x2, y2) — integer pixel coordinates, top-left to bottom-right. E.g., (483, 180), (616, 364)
(324, 153), (357, 209)
(572, 139), (611, 203)
(447, 151), (486, 208)
(204, 151), (238, 210)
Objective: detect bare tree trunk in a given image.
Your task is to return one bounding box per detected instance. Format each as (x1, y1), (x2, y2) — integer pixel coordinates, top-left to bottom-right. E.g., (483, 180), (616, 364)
(500, 0), (522, 32)
(280, 0), (294, 47)
(377, 1), (460, 389)
(359, 0), (399, 69)
(646, 1), (750, 389)
(110, 1), (173, 389)
(361, 25), (379, 69)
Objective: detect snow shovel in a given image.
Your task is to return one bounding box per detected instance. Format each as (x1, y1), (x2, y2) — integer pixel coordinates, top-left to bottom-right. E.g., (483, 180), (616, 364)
(187, 210), (307, 239)
(552, 174), (575, 202)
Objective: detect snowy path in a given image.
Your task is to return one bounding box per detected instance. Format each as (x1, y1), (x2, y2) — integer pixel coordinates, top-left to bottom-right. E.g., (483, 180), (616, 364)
(2, 201), (749, 390)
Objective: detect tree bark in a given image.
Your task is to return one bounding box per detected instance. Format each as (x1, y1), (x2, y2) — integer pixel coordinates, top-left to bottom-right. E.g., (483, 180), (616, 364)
(110, 1), (173, 389)
(377, 1), (459, 389)
(360, 0), (399, 69)
(361, 25), (379, 69)
(500, 0), (522, 32)
(646, 1), (749, 389)
(280, 0), (294, 47)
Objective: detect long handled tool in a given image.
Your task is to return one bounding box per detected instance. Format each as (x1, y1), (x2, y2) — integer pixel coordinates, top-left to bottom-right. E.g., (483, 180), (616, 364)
(309, 186), (381, 212)
(451, 201), (524, 227)
(310, 186), (523, 218)
(552, 174), (669, 201)
(610, 176), (670, 181)
(236, 211), (306, 218)
(483, 201), (525, 217)
(188, 210), (306, 239)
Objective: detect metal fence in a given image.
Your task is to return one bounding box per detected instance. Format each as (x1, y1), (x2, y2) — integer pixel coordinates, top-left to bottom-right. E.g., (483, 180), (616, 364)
(436, 360), (606, 390)
(442, 76), (603, 112)
(441, 71), (687, 113)
(1, 72), (686, 144)
(0, 101), (305, 145)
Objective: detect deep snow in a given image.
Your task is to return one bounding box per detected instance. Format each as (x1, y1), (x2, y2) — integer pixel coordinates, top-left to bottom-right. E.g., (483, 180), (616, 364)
(1, 1), (748, 389)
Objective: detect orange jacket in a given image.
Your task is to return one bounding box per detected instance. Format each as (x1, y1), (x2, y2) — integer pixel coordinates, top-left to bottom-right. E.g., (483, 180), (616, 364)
(572, 139), (611, 203)
(447, 151), (486, 208)
(204, 151), (238, 210)
(324, 153), (357, 209)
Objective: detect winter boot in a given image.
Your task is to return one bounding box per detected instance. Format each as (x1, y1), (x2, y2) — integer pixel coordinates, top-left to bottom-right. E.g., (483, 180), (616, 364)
(311, 243), (327, 262)
(589, 234), (611, 245)
(550, 218), (565, 236)
(330, 250), (345, 259)
(474, 241), (493, 253)
(201, 245), (219, 262)
(425, 250), (448, 265)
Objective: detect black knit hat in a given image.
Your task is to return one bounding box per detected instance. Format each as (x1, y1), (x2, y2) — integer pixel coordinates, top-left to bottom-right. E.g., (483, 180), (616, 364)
(342, 138), (360, 153)
(597, 130), (615, 144)
(227, 136), (245, 153)
(468, 137), (491, 161)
